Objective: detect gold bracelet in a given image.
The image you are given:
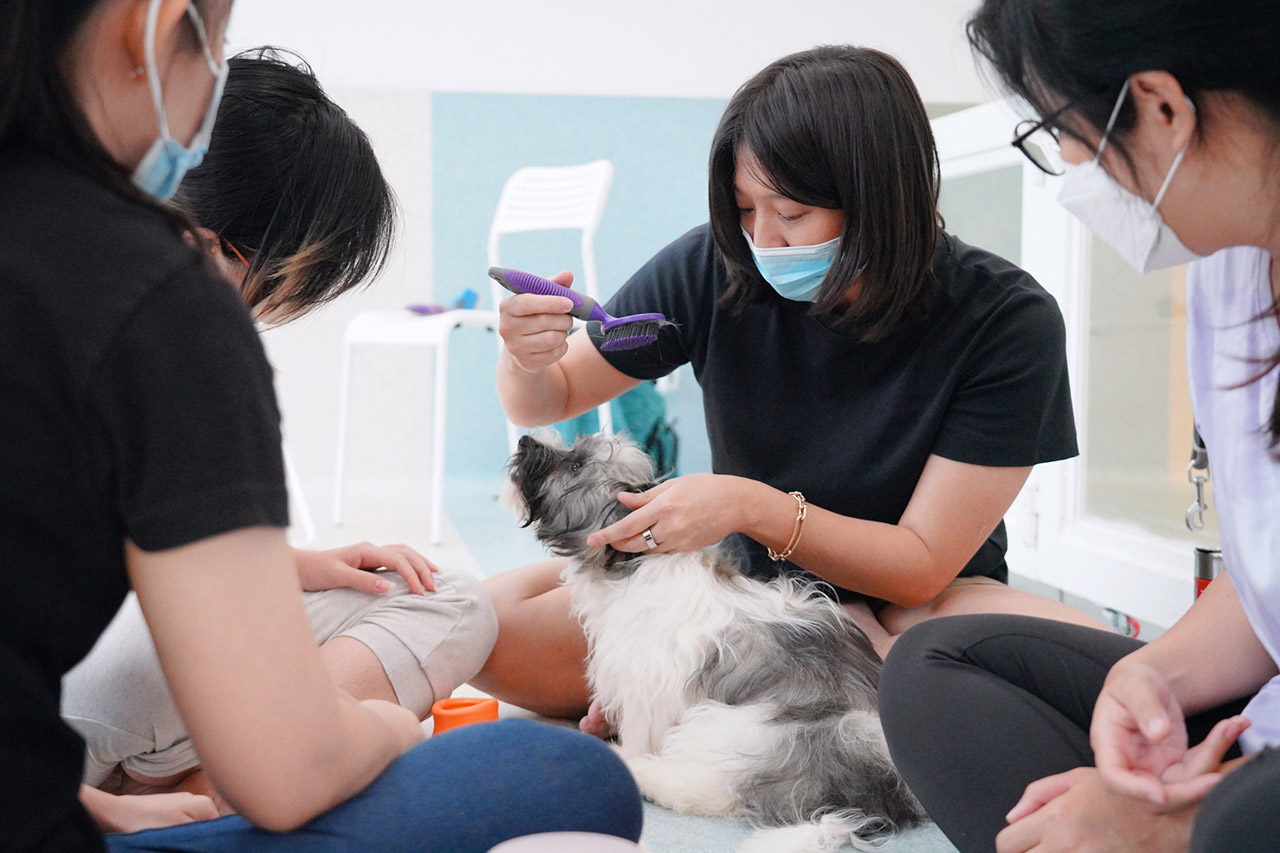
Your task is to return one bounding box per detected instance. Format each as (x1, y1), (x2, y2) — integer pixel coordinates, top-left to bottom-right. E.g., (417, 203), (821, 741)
(767, 491), (807, 562)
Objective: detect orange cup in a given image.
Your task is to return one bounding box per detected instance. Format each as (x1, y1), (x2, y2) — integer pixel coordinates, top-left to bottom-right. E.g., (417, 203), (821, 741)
(431, 696), (499, 735)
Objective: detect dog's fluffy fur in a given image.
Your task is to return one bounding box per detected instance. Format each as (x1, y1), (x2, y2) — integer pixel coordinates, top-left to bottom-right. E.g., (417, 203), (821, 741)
(506, 433), (925, 852)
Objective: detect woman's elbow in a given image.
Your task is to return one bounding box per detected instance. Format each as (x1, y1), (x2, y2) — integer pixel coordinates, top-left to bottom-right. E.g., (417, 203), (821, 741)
(882, 574), (953, 609)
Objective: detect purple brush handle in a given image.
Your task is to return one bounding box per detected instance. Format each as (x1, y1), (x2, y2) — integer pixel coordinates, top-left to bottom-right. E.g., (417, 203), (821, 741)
(488, 267), (608, 323)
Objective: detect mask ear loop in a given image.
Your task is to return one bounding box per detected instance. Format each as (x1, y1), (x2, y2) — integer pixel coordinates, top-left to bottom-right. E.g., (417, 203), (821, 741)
(141, 0), (169, 141)
(139, 1), (225, 141)
(1093, 79), (1132, 163)
(1151, 97), (1198, 211)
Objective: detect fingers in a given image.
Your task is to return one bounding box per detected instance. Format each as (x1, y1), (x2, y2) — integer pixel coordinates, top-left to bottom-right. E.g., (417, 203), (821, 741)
(343, 542), (438, 595)
(994, 814), (1039, 853)
(1157, 772), (1224, 809)
(616, 490), (656, 509)
(502, 293), (576, 319)
(499, 294), (576, 372)
(360, 544), (430, 595)
(384, 543), (438, 593)
(1006, 771), (1077, 823)
(586, 503), (658, 551)
(1148, 716), (1250, 808)
(1095, 756), (1172, 804)
(1171, 716), (1250, 779)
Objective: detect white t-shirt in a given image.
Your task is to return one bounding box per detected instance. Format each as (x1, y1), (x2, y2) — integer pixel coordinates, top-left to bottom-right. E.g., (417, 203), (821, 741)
(1186, 245), (1280, 753)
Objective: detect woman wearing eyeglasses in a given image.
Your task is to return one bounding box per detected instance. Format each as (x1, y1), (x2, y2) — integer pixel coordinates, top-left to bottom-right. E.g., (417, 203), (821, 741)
(475, 45), (1105, 727)
(878, 2), (1280, 852)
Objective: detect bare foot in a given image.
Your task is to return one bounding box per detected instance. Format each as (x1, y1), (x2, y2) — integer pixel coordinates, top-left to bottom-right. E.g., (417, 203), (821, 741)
(578, 699), (617, 740)
(840, 598), (895, 659)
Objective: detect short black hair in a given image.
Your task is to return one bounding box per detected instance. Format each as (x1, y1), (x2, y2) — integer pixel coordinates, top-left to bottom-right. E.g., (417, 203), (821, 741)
(174, 48), (397, 324)
(968, 0), (1280, 448)
(708, 45), (942, 341)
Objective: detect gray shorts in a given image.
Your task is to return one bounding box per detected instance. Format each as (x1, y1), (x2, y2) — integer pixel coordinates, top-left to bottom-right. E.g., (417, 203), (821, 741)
(62, 569), (497, 786)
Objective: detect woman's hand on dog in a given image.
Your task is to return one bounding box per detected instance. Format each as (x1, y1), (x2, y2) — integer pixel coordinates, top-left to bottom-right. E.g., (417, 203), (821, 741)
(293, 543), (440, 595)
(497, 270), (576, 373)
(587, 474), (751, 553)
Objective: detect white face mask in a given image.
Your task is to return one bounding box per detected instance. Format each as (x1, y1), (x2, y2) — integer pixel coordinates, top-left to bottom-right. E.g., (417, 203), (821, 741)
(1056, 80), (1201, 275)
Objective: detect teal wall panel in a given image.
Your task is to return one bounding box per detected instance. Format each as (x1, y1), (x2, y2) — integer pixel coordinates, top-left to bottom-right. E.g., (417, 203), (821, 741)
(432, 92), (725, 481)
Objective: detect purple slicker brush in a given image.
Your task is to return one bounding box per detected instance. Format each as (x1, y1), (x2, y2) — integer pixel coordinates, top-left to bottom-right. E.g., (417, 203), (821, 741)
(488, 267), (666, 351)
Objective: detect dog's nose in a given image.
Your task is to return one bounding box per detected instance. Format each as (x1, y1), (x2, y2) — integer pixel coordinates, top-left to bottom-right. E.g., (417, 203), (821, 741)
(518, 435), (537, 450)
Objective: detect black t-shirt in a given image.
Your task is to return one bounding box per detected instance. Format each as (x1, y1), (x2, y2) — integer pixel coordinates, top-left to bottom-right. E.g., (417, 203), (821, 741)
(588, 223), (1076, 594)
(0, 145), (288, 851)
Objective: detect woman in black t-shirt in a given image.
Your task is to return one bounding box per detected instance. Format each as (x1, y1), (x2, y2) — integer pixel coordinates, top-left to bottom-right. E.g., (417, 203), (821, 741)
(63, 47), (504, 828)
(475, 45), (1105, 724)
(0, 1), (639, 850)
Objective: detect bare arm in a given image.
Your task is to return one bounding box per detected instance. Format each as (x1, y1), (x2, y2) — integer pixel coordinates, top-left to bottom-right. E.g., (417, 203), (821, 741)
(593, 455), (1030, 607)
(765, 455), (1031, 605)
(127, 527), (424, 832)
(495, 272), (640, 427)
(1116, 572), (1276, 714)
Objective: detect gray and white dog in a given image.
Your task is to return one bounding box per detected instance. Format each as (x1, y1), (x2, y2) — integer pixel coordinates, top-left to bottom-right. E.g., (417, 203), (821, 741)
(505, 432), (924, 852)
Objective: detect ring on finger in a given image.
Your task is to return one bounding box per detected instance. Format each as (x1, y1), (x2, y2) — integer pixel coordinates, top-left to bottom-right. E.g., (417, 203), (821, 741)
(641, 528), (659, 550)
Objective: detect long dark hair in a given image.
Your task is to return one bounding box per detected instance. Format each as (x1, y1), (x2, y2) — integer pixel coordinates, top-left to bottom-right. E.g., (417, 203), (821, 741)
(0, 0), (217, 232)
(968, 0), (1280, 447)
(173, 48), (396, 323)
(708, 45), (942, 340)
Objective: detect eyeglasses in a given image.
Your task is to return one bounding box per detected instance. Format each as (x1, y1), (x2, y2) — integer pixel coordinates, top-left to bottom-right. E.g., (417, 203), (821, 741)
(1011, 103), (1071, 176)
(219, 236), (251, 269)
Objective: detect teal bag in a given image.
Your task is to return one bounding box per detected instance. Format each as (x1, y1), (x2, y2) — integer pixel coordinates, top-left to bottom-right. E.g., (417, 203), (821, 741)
(554, 381), (678, 478)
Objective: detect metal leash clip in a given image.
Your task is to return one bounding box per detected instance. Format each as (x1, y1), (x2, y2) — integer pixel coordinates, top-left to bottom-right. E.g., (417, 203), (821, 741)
(1185, 427), (1210, 532)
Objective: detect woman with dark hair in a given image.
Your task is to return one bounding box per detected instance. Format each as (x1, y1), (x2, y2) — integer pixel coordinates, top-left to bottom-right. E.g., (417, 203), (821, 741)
(878, 2), (1280, 851)
(474, 44), (1102, 726)
(61, 47), (505, 825)
(0, 1), (641, 850)
(174, 48), (396, 324)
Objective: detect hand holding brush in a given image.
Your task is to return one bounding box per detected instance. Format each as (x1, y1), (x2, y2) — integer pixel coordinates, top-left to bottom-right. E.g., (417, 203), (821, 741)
(489, 267), (667, 352)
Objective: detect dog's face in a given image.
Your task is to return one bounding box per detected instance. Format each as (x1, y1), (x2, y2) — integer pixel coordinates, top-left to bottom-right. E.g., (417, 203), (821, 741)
(505, 432), (657, 574)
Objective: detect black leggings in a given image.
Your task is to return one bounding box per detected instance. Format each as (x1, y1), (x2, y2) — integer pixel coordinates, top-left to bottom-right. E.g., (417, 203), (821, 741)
(879, 614), (1268, 853)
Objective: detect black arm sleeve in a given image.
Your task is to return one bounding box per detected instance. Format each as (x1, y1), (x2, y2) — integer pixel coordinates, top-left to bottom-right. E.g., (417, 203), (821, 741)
(586, 224), (721, 381)
(91, 270), (289, 552)
(932, 284), (1078, 467)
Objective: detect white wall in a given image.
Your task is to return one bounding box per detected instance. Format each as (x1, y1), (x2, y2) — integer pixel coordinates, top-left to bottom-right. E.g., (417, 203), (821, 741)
(229, 0), (987, 103)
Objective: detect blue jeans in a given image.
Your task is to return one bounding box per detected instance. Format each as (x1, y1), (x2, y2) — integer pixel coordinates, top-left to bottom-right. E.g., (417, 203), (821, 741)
(106, 720), (642, 852)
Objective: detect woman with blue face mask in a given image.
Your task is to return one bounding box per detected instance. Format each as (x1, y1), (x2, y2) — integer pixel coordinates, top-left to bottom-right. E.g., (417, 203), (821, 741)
(479, 45), (1104, 728)
(0, 1), (643, 850)
(877, 2), (1280, 852)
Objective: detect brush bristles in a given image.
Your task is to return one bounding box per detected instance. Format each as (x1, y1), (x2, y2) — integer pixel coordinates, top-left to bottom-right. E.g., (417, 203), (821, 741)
(600, 321), (662, 351)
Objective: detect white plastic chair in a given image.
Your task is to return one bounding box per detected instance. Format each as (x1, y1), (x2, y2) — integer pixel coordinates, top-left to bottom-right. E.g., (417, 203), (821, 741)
(332, 160), (615, 544)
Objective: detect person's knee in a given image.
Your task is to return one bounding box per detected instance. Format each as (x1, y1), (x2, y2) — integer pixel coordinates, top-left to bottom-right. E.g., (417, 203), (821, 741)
(404, 720), (643, 841)
(439, 570), (499, 664)
(1191, 748), (1280, 853)
(880, 617), (964, 713)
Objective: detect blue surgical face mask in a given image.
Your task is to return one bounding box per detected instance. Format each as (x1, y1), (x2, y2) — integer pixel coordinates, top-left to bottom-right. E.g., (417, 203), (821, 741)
(742, 228), (841, 302)
(131, 1), (229, 201)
